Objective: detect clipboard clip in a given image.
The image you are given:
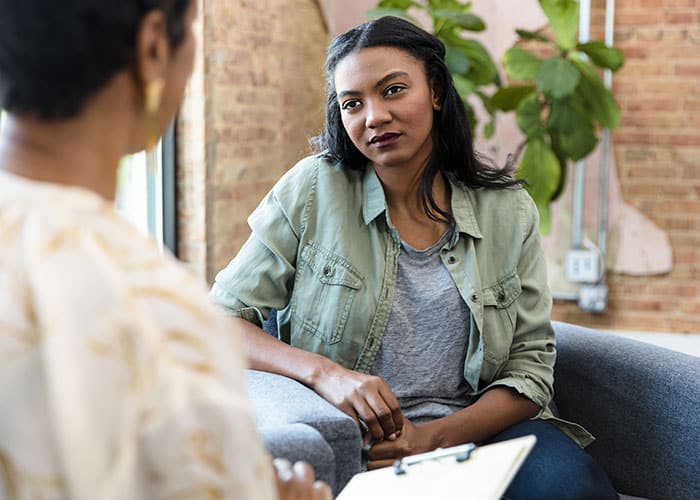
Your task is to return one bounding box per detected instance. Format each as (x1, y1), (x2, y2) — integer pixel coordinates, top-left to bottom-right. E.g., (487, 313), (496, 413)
(393, 443), (476, 475)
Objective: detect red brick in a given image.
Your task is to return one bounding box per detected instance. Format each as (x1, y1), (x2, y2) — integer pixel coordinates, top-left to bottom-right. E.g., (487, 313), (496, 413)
(681, 303), (700, 315)
(675, 64), (700, 76)
(657, 134), (700, 146)
(666, 0), (698, 6)
(617, 10), (662, 25)
(664, 11), (698, 23)
(665, 318), (700, 333)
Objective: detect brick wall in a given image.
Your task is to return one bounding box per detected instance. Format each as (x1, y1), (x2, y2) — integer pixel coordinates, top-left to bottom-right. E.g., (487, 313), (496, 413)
(177, 0), (328, 282)
(552, 0), (700, 332)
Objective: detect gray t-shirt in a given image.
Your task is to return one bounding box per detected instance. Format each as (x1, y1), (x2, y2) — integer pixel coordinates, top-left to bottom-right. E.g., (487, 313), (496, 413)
(370, 229), (471, 424)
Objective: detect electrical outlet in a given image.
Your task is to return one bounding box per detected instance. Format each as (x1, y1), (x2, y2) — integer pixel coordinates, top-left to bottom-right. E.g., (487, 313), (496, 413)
(565, 249), (600, 283)
(578, 284), (608, 313)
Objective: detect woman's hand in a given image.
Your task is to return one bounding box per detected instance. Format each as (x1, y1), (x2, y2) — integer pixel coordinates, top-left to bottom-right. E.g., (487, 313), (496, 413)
(367, 417), (439, 470)
(273, 459), (332, 500)
(311, 361), (403, 443)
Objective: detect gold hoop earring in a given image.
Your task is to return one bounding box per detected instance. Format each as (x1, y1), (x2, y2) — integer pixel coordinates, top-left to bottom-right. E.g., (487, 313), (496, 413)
(145, 78), (165, 150)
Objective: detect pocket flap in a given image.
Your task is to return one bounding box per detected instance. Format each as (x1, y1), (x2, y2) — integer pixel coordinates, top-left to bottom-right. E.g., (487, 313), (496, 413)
(300, 242), (363, 289)
(482, 272), (521, 308)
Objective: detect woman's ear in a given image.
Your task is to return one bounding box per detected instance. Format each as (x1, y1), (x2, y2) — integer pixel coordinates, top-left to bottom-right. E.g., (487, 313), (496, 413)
(430, 84), (442, 111)
(133, 10), (170, 101)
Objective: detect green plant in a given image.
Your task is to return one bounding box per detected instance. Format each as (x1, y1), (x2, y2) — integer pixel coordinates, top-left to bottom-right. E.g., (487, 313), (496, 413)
(492, 0), (624, 232)
(368, 0), (501, 138)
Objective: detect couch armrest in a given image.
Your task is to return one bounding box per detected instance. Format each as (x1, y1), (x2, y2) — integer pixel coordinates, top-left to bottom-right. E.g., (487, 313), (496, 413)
(245, 370), (362, 493)
(553, 321), (700, 500)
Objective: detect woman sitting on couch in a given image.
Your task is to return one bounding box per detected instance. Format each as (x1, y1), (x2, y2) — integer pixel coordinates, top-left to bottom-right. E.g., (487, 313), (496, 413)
(210, 15), (617, 500)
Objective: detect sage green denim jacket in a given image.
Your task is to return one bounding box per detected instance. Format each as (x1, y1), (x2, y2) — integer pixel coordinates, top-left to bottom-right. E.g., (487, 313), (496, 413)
(210, 154), (593, 447)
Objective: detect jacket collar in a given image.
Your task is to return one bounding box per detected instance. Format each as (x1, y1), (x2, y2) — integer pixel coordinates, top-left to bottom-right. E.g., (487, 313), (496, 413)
(361, 166), (483, 240)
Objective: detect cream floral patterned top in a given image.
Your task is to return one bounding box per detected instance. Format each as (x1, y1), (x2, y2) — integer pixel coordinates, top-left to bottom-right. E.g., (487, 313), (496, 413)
(0, 170), (277, 500)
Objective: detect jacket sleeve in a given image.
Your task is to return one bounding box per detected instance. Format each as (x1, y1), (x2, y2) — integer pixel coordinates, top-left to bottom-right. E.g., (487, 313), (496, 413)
(209, 159), (315, 327)
(481, 191), (556, 410)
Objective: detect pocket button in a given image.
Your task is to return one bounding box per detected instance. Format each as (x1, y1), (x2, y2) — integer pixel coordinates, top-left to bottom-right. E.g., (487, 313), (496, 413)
(323, 265), (333, 278)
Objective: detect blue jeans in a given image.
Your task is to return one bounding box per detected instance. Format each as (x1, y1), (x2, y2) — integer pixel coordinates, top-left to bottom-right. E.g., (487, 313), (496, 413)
(484, 420), (618, 500)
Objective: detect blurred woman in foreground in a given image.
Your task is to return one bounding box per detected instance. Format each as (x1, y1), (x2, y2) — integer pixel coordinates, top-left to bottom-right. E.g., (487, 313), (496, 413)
(0, 1), (328, 498)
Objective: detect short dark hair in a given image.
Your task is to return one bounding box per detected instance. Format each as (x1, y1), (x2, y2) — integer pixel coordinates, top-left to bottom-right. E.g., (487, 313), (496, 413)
(314, 16), (519, 224)
(0, 0), (191, 120)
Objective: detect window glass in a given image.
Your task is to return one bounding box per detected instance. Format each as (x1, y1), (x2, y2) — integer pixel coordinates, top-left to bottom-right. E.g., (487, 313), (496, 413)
(115, 143), (164, 251)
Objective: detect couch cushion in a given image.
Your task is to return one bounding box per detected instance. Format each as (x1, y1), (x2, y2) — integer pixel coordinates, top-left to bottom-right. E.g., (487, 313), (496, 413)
(553, 322), (700, 500)
(246, 370), (362, 492)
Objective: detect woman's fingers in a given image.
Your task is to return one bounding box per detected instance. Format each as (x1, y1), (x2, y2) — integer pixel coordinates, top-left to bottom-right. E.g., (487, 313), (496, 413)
(313, 480), (332, 500)
(367, 458), (396, 470)
(363, 391), (397, 438)
(351, 377), (403, 441)
(378, 385), (404, 436)
(274, 459), (331, 500)
(351, 395), (386, 441)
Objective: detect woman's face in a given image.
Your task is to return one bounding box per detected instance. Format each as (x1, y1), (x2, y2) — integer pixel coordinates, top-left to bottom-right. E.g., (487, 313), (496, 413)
(334, 46), (439, 173)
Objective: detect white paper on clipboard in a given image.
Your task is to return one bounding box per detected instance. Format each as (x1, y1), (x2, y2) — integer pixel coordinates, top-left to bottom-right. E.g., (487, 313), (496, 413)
(337, 435), (537, 500)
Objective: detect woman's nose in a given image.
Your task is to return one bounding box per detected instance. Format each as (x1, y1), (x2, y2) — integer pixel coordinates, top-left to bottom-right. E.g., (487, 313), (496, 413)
(365, 100), (391, 129)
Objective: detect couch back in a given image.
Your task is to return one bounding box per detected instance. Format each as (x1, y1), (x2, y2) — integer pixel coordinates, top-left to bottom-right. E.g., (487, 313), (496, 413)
(553, 321), (700, 500)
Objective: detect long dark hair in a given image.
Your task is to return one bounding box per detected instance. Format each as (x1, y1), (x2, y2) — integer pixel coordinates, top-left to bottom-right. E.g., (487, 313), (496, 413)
(313, 16), (521, 224)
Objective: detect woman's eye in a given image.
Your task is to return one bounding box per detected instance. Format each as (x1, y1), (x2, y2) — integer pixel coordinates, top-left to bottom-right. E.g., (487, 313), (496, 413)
(385, 85), (404, 96)
(341, 100), (361, 111)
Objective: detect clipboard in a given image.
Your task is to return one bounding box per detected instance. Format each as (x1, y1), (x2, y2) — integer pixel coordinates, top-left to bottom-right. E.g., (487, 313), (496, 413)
(337, 435), (537, 500)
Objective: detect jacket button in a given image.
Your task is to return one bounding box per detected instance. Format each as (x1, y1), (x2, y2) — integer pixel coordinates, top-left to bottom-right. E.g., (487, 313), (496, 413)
(498, 291), (506, 302)
(471, 293), (478, 302)
(447, 256), (456, 264)
(323, 265), (333, 277)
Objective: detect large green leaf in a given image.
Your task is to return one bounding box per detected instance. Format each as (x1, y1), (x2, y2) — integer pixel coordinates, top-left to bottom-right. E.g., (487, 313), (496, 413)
(491, 85), (536, 111)
(516, 94), (545, 139)
(539, 0), (579, 50)
(570, 57), (621, 129)
(537, 56), (580, 99)
(366, 7), (418, 22)
(517, 139), (561, 233)
(558, 118), (598, 160)
(445, 42), (471, 75)
(428, 0), (467, 10)
(577, 41), (625, 71)
(548, 134), (569, 201)
(546, 98), (579, 133)
(503, 47), (543, 81)
(453, 74), (476, 97)
(536, 203), (552, 234)
(515, 29), (552, 44)
(448, 38), (499, 85)
(431, 10), (485, 31)
(377, 0), (418, 8)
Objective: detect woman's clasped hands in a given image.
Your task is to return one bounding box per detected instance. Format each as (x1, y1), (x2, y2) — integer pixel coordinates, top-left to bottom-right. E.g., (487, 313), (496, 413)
(311, 360), (439, 469)
(312, 360), (404, 443)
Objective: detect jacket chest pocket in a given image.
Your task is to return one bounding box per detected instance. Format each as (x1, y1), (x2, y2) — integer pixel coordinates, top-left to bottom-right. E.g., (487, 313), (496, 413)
(291, 242), (363, 344)
(481, 272), (521, 364)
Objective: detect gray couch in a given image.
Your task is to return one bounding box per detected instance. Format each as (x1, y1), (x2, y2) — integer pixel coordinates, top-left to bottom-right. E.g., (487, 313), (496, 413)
(245, 321), (700, 499)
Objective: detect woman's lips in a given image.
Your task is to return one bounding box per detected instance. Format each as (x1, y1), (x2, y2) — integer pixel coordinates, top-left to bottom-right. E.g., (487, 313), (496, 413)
(369, 133), (401, 148)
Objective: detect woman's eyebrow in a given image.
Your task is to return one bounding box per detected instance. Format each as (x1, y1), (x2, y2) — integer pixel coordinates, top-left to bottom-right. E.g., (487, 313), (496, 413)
(337, 71), (410, 98)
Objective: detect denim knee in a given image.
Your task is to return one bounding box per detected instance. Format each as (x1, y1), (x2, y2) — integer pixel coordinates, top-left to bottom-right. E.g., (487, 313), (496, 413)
(490, 420), (617, 500)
